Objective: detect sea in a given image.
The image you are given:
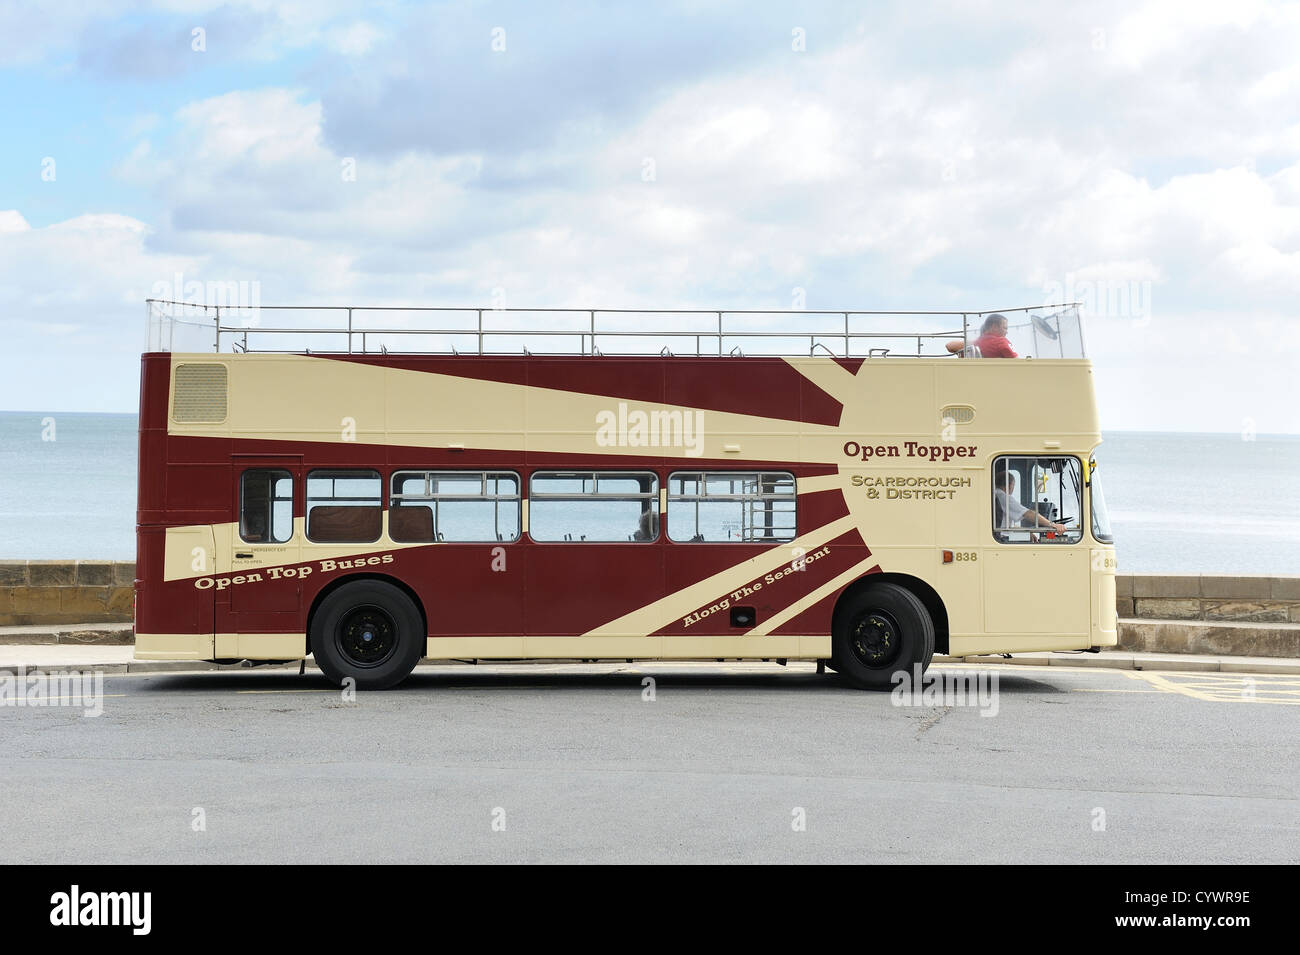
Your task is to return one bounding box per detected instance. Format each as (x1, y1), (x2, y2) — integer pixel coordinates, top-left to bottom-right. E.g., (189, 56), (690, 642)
(1, 411), (1297, 574)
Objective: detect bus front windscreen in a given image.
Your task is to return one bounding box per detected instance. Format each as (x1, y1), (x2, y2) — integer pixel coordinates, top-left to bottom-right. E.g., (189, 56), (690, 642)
(1090, 459), (1114, 544)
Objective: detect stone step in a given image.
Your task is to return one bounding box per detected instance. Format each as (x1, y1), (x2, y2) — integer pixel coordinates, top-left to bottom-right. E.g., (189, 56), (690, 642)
(0, 622), (134, 646)
(1118, 617), (1300, 658)
(1118, 573), (1300, 600)
(1119, 597), (1300, 624)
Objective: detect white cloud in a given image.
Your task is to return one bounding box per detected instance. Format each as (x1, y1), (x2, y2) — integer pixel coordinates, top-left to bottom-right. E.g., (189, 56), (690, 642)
(3, 0), (1300, 431)
(0, 212), (200, 410)
(0, 211), (31, 233)
(0, 1), (390, 71)
(325, 20), (381, 56)
(1109, 0), (1275, 69)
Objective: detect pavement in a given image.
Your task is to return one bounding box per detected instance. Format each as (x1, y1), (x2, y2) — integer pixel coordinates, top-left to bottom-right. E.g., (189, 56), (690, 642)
(1, 644), (1298, 675)
(2, 621), (1298, 675)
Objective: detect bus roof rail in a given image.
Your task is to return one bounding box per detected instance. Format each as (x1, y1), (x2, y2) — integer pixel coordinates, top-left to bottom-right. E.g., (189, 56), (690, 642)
(144, 300), (1087, 360)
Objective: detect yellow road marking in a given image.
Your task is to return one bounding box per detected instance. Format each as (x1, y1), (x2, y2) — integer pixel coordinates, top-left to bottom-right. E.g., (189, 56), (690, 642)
(1123, 670), (1300, 705)
(1072, 688), (1163, 694)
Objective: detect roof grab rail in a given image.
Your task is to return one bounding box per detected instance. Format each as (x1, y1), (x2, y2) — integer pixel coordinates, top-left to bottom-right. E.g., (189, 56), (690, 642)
(143, 299), (1084, 358)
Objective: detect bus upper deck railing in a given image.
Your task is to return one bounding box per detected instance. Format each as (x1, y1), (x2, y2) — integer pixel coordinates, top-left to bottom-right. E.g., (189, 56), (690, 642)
(145, 300), (1087, 360)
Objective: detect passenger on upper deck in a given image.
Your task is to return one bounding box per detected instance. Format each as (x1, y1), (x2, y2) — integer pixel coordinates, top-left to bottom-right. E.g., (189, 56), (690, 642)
(946, 313), (1017, 358)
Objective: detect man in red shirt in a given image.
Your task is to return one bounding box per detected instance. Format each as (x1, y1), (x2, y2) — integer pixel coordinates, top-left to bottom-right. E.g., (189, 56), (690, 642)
(946, 313), (1018, 357)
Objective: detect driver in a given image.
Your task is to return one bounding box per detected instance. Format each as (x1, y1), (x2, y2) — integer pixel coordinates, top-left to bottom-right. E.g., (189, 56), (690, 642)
(947, 313), (1018, 358)
(994, 461), (1066, 534)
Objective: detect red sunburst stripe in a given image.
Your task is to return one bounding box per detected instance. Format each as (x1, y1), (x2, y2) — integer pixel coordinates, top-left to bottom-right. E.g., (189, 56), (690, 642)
(320, 354), (847, 427)
(653, 526), (868, 637)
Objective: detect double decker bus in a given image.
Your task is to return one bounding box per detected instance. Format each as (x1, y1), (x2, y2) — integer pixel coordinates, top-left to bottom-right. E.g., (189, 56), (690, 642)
(134, 301), (1116, 689)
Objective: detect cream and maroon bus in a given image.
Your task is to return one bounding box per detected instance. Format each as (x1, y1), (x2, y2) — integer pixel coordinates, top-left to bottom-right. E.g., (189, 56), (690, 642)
(134, 301), (1117, 689)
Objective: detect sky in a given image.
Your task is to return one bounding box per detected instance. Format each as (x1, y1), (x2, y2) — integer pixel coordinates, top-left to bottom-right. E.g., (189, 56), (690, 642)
(1, 0), (1298, 433)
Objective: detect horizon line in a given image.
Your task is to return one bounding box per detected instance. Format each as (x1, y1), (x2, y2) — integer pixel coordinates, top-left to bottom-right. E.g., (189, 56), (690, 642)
(0, 409), (1296, 438)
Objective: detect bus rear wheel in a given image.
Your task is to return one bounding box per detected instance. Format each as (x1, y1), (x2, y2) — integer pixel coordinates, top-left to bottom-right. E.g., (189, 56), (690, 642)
(832, 582), (934, 690)
(310, 581), (425, 690)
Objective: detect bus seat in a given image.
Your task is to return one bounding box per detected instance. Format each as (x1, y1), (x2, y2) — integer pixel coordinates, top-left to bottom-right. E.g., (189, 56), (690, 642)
(389, 505), (434, 542)
(307, 506), (382, 542)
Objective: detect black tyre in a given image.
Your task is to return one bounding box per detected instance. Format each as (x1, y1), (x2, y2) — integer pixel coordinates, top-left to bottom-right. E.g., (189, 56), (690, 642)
(310, 581), (425, 689)
(832, 582), (934, 690)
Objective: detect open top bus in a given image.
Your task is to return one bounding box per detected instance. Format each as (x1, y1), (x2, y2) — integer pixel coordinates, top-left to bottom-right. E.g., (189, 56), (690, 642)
(134, 302), (1116, 689)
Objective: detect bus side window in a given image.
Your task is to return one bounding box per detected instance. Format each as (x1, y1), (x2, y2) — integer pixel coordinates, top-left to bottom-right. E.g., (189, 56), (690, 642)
(240, 469), (293, 544)
(529, 471), (658, 542)
(307, 469), (382, 543)
(389, 471), (521, 543)
(667, 471), (796, 542)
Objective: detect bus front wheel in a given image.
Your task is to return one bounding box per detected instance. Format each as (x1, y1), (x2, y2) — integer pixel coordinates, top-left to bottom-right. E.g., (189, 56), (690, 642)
(310, 581), (425, 690)
(832, 582), (934, 690)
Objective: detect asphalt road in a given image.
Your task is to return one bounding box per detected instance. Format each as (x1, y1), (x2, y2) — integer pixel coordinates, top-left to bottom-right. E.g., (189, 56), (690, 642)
(1, 662), (1297, 864)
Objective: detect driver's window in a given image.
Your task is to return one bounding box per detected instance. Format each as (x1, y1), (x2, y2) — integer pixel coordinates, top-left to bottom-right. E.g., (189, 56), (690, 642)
(992, 456), (1083, 544)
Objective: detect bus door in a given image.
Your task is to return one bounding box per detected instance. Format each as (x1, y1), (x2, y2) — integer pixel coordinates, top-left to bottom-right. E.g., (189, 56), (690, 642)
(983, 455), (1089, 636)
(216, 455), (303, 654)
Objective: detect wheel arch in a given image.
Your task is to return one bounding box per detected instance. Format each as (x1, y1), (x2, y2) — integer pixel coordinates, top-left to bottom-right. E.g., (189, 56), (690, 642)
(304, 573), (429, 655)
(833, 572), (949, 655)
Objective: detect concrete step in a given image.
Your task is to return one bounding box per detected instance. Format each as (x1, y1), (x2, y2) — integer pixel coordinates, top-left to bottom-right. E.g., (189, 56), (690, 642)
(1118, 617), (1300, 658)
(0, 622), (134, 646)
(940, 650), (1300, 674)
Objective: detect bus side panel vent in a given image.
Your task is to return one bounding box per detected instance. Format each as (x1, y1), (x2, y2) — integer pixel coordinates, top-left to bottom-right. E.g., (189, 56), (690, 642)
(940, 404), (975, 424)
(173, 363), (229, 423)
